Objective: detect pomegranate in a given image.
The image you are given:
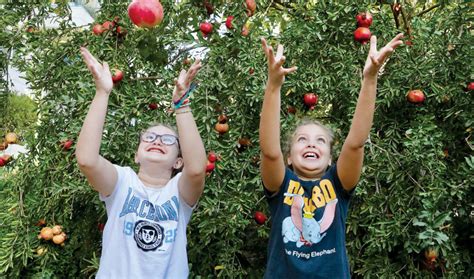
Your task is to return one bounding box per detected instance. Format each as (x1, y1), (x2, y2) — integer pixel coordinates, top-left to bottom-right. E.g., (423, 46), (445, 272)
(92, 24), (104, 35)
(245, 0), (256, 17)
(102, 21), (115, 31)
(304, 93), (318, 110)
(206, 161), (215, 173)
(128, 0), (164, 28)
(254, 211), (267, 225)
(52, 225), (62, 235)
(200, 22), (213, 36)
(112, 69), (124, 84)
(39, 227), (54, 240)
(407, 89), (425, 104)
(424, 248), (438, 263)
(467, 82), (474, 91)
(52, 233), (66, 245)
(208, 152), (217, 163)
(204, 0), (214, 15)
(356, 12), (373, 28)
(0, 157), (5, 167)
(354, 27), (371, 44)
(36, 246), (47, 256)
(62, 140), (73, 151)
(218, 114), (228, 124)
(225, 16), (234, 29)
(215, 123), (229, 134)
(148, 103), (158, 110)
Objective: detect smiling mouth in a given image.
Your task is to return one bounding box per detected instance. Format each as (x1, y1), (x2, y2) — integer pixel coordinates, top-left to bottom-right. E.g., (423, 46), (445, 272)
(147, 147), (165, 154)
(303, 152), (320, 159)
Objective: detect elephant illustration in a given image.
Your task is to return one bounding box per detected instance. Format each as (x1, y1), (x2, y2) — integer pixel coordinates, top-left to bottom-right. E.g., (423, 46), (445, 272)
(282, 193), (338, 247)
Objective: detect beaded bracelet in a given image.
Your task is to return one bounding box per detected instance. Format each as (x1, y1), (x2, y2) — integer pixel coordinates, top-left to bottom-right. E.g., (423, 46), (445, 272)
(175, 108), (192, 115)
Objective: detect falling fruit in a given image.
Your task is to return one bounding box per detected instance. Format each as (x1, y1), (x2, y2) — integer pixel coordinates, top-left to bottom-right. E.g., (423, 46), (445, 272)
(128, 0), (164, 28)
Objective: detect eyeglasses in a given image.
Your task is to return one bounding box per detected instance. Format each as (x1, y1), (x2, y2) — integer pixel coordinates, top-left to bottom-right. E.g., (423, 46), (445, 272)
(140, 132), (179, 146)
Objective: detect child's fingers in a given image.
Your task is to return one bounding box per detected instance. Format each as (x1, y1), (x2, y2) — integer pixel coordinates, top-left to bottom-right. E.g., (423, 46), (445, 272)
(276, 55), (286, 67)
(378, 47), (394, 62)
(103, 62), (110, 74)
(81, 47), (99, 65)
(369, 55), (379, 67)
(390, 33), (404, 45)
(275, 44), (284, 60)
(390, 40), (403, 50)
(369, 36), (377, 54)
(284, 66), (297, 75)
(267, 46), (275, 64)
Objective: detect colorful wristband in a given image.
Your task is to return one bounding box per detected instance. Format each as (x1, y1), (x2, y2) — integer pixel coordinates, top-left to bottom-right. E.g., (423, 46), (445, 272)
(174, 82), (198, 110)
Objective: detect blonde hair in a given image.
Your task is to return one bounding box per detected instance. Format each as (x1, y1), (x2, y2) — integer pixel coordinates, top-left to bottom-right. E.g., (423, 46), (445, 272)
(282, 118), (335, 167)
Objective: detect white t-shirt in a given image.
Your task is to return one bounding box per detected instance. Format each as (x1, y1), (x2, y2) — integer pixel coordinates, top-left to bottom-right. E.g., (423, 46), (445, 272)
(96, 165), (194, 279)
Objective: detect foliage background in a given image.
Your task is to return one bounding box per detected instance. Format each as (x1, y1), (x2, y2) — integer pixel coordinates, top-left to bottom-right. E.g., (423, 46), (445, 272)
(1, 0), (472, 278)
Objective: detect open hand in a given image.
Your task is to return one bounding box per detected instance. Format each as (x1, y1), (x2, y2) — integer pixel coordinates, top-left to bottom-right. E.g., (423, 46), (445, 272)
(80, 47), (113, 94)
(261, 37), (297, 87)
(363, 33), (404, 77)
(173, 59), (202, 103)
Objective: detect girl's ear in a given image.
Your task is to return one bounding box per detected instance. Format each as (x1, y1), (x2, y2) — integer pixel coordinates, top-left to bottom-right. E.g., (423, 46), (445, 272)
(134, 153), (139, 165)
(173, 157), (184, 170)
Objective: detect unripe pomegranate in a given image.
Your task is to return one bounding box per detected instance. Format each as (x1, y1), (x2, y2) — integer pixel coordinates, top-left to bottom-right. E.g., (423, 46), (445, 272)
(215, 123), (229, 134)
(354, 27), (371, 44)
(128, 0), (164, 28)
(52, 225), (62, 235)
(39, 227), (54, 240)
(52, 233), (66, 245)
(424, 248), (438, 263)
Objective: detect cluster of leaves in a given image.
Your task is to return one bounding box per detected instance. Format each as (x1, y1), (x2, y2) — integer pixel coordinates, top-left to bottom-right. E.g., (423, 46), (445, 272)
(1, 0), (472, 277)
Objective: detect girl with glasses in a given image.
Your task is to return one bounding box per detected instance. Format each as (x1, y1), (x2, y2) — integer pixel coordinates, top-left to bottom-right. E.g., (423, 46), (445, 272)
(76, 47), (206, 278)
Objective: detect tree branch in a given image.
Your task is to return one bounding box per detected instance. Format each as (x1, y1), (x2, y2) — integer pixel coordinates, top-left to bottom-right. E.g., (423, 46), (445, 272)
(416, 4), (441, 17)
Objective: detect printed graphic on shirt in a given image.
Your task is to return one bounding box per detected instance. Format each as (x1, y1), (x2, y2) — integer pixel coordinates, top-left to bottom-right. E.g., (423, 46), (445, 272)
(119, 187), (179, 222)
(134, 220), (164, 251)
(281, 179), (338, 248)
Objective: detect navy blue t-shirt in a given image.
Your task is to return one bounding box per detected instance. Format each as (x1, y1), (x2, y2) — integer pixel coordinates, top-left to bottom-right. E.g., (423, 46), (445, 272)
(264, 165), (352, 279)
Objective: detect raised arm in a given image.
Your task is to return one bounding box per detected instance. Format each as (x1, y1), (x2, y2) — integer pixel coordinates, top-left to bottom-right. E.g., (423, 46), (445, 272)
(76, 47), (117, 197)
(173, 60), (207, 206)
(338, 33), (404, 191)
(259, 38), (297, 193)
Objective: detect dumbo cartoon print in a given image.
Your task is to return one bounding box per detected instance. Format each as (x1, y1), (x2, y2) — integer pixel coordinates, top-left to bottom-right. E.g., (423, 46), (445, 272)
(282, 194), (338, 248)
